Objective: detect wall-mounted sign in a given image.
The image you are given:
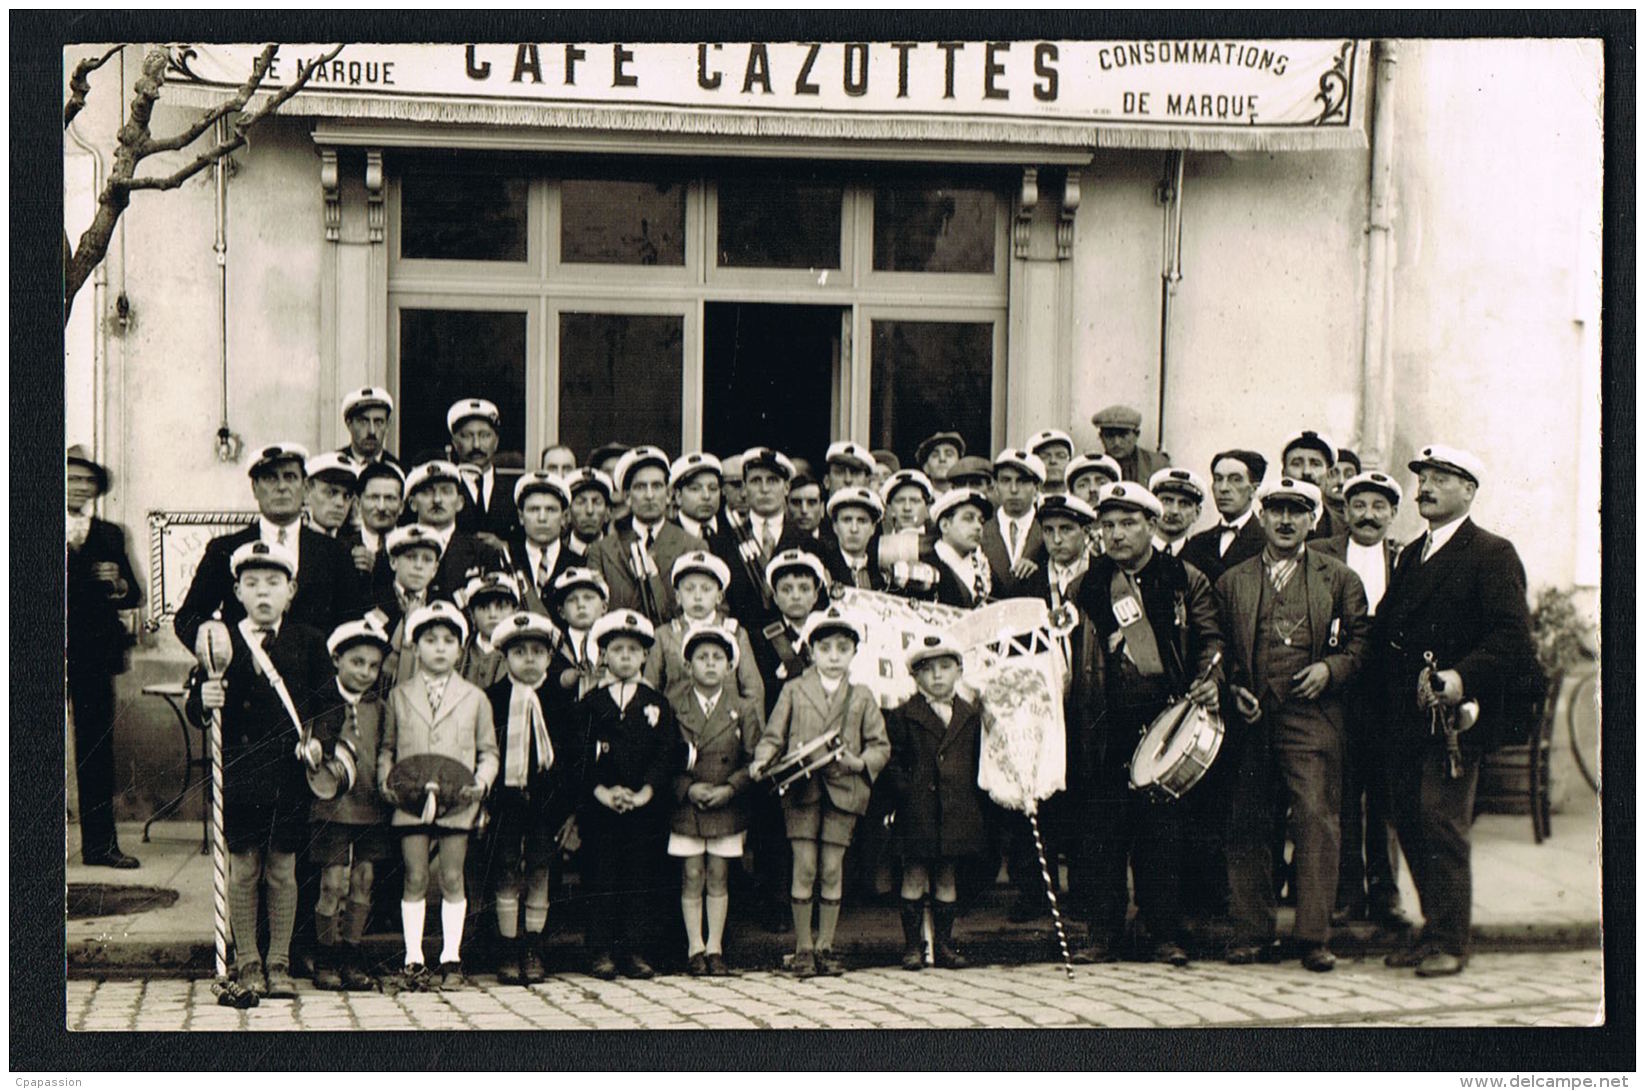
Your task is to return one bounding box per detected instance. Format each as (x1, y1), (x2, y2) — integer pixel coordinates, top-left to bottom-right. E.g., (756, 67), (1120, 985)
(162, 39), (1367, 151)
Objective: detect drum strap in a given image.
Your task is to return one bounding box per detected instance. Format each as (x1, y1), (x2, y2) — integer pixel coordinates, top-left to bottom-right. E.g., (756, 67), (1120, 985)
(1109, 570), (1165, 677)
(763, 620), (808, 680)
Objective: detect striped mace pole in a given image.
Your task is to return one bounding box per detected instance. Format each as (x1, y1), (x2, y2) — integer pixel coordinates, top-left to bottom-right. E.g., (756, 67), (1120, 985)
(196, 621), (257, 1009)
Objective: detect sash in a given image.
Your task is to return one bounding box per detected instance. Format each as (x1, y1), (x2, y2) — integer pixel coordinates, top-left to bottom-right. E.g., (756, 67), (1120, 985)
(504, 682), (554, 788)
(237, 619), (312, 758)
(762, 620), (808, 681)
(1108, 569), (1165, 677)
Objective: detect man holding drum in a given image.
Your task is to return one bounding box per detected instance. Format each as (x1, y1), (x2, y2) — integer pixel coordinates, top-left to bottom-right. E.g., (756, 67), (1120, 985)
(1067, 483), (1222, 967)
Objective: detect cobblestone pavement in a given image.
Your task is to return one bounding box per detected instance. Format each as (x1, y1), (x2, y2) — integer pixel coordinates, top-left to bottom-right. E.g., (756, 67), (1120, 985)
(67, 950), (1601, 1031)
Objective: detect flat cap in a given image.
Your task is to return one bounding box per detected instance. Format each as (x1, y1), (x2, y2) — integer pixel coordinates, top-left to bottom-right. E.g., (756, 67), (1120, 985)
(1282, 430), (1337, 466)
(914, 431), (966, 466)
(1091, 405), (1143, 430)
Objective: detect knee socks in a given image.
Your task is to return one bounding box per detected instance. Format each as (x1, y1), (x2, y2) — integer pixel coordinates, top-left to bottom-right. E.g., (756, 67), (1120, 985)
(790, 898), (814, 952)
(523, 899), (548, 935)
(705, 893), (729, 955)
(682, 893), (706, 956)
(495, 894), (520, 940)
(816, 898), (842, 953)
(343, 899), (371, 947)
(439, 898), (467, 965)
(263, 856), (297, 967)
(401, 899), (426, 966)
(228, 855), (262, 967)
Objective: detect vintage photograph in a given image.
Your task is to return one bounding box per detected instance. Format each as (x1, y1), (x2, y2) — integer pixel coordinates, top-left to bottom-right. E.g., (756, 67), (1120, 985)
(57, 25), (1605, 1049)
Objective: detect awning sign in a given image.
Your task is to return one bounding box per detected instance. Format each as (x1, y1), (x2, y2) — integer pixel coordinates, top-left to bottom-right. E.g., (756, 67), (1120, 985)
(162, 40), (1367, 150)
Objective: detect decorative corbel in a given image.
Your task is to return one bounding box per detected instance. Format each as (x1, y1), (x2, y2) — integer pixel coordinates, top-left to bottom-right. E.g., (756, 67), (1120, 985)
(320, 148), (340, 243)
(1014, 167), (1039, 259)
(366, 149), (385, 244)
(1058, 169), (1081, 261)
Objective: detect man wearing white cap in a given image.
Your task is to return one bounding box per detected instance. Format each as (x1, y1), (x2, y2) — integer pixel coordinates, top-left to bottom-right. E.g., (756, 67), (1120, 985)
(587, 445), (707, 625)
(822, 441), (876, 495)
(1026, 428), (1075, 494)
(337, 387), (400, 467)
(670, 452), (726, 542)
(402, 459), (509, 603)
(1310, 470), (1410, 930)
(1214, 477), (1369, 973)
(504, 472), (576, 612)
(303, 453), (360, 538)
(1149, 467), (1208, 559)
(1281, 430), (1342, 542)
(443, 398), (523, 543)
(1372, 445), (1540, 978)
(175, 443), (362, 650)
(1068, 482), (1222, 967)
(820, 487), (886, 591)
(980, 448), (1047, 598)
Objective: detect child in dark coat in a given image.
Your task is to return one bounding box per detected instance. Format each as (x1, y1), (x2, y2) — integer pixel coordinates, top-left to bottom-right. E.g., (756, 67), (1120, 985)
(885, 633), (987, 970)
(668, 624), (764, 976)
(575, 609), (684, 980)
(482, 611), (576, 985)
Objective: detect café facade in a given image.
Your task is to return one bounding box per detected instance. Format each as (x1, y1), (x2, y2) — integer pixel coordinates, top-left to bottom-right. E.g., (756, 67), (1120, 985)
(62, 38), (1601, 817)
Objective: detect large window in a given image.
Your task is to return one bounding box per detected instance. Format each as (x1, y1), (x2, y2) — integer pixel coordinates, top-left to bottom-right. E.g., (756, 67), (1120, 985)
(387, 158), (1007, 463)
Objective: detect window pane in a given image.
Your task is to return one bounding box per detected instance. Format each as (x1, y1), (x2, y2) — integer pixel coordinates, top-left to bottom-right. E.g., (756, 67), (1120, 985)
(870, 320), (993, 470)
(561, 179), (686, 266)
(717, 179), (843, 269)
(398, 309), (528, 461)
(401, 173), (528, 262)
(873, 186), (997, 273)
(558, 313), (683, 460)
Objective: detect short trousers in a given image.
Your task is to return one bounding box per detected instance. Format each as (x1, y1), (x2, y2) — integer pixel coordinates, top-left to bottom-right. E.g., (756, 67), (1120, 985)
(487, 792), (560, 873)
(308, 822), (392, 869)
(783, 797), (858, 847)
(667, 830), (747, 858)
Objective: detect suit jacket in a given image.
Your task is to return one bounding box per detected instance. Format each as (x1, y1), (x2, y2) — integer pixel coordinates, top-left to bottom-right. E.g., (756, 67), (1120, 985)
(503, 534), (578, 614)
(337, 525), (396, 611)
(575, 682), (684, 823)
(708, 518), (825, 635)
(1068, 550), (1224, 781)
(1370, 518), (1542, 752)
(884, 693), (988, 858)
(754, 668), (890, 816)
(67, 517), (143, 677)
(1310, 532), (1400, 612)
(175, 524), (362, 652)
(642, 616), (765, 710)
(1213, 548), (1370, 734)
(1115, 447), (1171, 485)
(980, 514), (1047, 599)
(429, 529), (509, 603)
(669, 687), (765, 839)
(484, 676), (578, 828)
(932, 547), (991, 609)
(586, 517), (707, 624)
(820, 544), (886, 593)
(1179, 515), (1267, 588)
(1020, 562), (1089, 612)
(308, 686), (391, 826)
(1308, 505), (1344, 543)
(452, 464), (523, 540)
(334, 445), (401, 469)
(378, 672), (499, 830)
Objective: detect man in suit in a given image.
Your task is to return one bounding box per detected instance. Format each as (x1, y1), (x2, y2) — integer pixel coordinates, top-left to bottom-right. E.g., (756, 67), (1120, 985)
(1090, 405), (1169, 484)
(402, 460), (508, 604)
(670, 452), (726, 542)
(445, 398), (522, 545)
(929, 488), (996, 609)
(587, 446), (707, 625)
(980, 447), (1047, 598)
(66, 446), (145, 868)
(1149, 467), (1207, 560)
(505, 471), (577, 614)
(1068, 482), (1222, 966)
(175, 442), (362, 652)
(819, 487), (886, 591)
(1311, 470), (1409, 930)
(302, 453), (359, 538)
(336, 386), (401, 468)
(715, 448), (823, 636)
(563, 468), (615, 563)
(1180, 449), (1269, 586)
(340, 460), (405, 608)
(1373, 445), (1540, 977)
(1282, 430), (1344, 542)
(1026, 428), (1075, 495)
(1215, 478), (1369, 972)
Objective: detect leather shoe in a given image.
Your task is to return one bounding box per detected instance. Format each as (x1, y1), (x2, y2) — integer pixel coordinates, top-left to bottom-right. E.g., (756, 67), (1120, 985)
(789, 950), (818, 979)
(704, 953), (734, 977)
(619, 953), (654, 980)
(933, 942), (968, 970)
(1224, 945), (1264, 966)
(1371, 906), (1414, 932)
(815, 949), (846, 976)
(521, 944), (547, 984)
(263, 962), (299, 999)
(1153, 941), (1190, 967)
(1302, 945), (1337, 973)
(686, 952), (708, 977)
(1415, 952), (1466, 977)
(1384, 943), (1433, 969)
(590, 953), (618, 981)
(236, 960), (267, 996)
(901, 944), (926, 971)
(83, 849), (140, 869)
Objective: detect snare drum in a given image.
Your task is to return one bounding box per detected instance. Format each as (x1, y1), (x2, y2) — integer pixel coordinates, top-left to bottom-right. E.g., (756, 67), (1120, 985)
(1129, 697), (1225, 801)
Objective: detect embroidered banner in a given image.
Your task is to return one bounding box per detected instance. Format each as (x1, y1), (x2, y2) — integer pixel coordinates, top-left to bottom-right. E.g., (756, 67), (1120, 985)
(160, 40), (1367, 151)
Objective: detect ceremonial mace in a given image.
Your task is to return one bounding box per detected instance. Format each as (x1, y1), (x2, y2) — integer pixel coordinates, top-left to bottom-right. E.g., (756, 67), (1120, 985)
(196, 621), (258, 1009)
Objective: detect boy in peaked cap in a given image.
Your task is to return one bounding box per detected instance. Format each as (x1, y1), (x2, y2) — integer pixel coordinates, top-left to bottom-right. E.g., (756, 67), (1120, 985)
(456, 571), (528, 691)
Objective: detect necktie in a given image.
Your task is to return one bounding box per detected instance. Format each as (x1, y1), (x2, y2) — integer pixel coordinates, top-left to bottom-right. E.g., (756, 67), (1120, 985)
(971, 557), (986, 603)
(427, 675), (447, 712)
(1269, 555), (1300, 594)
(1008, 519), (1021, 556)
(1419, 533), (1436, 564)
(276, 526), (289, 547)
(458, 465), (482, 505)
(536, 549), (552, 590)
(759, 521), (776, 560)
(254, 626), (273, 645)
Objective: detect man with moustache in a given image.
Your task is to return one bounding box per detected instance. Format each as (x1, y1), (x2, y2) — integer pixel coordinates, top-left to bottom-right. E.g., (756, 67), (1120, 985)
(335, 387), (400, 467)
(175, 443), (361, 650)
(563, 468), (615, 560)
(1149, 467), (1208, 559)
(339, 460), (406, 605)
(1180, 450), (1268, 586)
(1281, 430), (1343, 542)
(1373, 446), (1540, 977)
(1311, 470), (1410, 930)
(443, 398), (523, 545)
(1216, 478), (1368, 972)
(401, 459), (508, 603)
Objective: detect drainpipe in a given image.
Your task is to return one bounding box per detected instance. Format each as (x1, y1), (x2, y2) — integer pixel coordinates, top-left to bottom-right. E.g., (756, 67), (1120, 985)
(213, 117), (241, 463)
(1359, 40), (1397, 469)
(1155, 150), (1185, 448)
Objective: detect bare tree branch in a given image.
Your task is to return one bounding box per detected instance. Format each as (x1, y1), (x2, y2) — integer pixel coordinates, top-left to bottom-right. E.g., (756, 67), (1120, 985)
(138, 44), (278, 156)
(64, 44), (122, 130)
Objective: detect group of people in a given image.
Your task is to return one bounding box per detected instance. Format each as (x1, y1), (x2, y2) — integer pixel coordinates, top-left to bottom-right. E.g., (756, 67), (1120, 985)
(66, 383), (1541, 998)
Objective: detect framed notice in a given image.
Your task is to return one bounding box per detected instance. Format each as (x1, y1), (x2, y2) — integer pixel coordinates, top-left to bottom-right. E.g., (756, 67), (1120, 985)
(144, 510), (258, 633)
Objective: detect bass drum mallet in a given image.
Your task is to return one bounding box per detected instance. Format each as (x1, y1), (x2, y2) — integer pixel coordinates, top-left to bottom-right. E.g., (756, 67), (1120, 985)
(196, 620), (258, 1009)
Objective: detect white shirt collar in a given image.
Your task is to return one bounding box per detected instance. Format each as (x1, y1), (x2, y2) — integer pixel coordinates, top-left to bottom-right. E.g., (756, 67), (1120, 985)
(753, 512), (784, 539)
(933, 539), (977, 577)
(1424, 515), (1466, 556)
(421, 521), (457, 548)
(695, 688), (721, 717)
(1222, 507), (1255, 532)
(359, 527), (383, 553)
(817, 673), (843, 696)
(258, 515), (302, 549)
(335, 678), (365, 706)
